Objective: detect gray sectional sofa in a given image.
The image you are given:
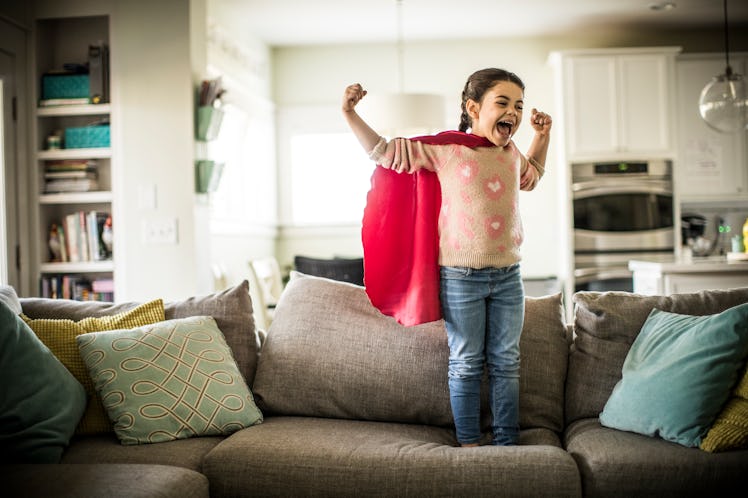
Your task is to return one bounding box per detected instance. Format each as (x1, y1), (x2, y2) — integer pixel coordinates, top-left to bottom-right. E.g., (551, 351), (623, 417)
(1, 274), (747, 497)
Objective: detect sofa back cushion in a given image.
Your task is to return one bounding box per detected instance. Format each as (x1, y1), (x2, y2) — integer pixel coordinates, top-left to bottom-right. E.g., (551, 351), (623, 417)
(252, 273), (569, 432)
(566, 288), (748, 425)
(19, 281), (260, 386)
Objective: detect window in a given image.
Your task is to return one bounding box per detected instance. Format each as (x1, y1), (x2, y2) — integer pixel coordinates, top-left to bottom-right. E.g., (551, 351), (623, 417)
(209, 102), (276, 232)
(289, 132), (374, 225)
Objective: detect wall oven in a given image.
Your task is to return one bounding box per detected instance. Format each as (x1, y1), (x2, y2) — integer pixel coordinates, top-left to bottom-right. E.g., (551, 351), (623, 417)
(572, 160), (674, 292)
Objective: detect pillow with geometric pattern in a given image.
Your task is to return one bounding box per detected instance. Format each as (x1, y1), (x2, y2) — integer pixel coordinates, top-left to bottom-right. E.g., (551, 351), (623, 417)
(700, 364), (748, 452)
(76, 316), (263, 445)
(22, 299), (165, 435)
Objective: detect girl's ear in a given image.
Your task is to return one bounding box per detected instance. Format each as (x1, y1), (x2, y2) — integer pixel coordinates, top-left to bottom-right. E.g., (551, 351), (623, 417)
(465, 98), (480, 121)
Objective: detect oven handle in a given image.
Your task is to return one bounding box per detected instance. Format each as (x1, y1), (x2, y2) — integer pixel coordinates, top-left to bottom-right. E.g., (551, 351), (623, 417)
(572, 183), (672, 198)
(574, 267), (632, 284)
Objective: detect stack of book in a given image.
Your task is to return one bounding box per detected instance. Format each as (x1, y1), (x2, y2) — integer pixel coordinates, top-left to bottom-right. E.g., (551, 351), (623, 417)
(49, 211), (112, 263)
(39, 275), (114, 301)
(44, 160), (99, 193)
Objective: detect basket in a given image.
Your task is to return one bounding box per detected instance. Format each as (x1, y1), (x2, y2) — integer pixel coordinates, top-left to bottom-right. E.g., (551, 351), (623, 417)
(65, 125), (110, 149)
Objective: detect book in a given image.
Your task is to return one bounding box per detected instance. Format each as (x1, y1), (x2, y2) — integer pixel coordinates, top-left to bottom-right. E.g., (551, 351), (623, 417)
(44, 170), (98, 180)
(63, 213), (80, 263)
(44, 178), (99, 193)
(45, 159), (97, 172)
(86, 211), (111, 261)
(39, 97), (91, 107)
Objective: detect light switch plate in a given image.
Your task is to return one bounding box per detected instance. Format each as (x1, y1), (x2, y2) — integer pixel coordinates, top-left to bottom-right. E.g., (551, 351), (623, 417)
(142, 218), (178, 245)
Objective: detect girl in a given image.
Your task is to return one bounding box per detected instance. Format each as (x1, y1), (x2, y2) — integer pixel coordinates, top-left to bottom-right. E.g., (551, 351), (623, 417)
(342, 68), (552, 446)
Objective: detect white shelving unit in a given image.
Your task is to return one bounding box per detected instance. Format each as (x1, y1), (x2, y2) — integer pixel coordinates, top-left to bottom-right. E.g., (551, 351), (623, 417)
(31, 15), (115, 300)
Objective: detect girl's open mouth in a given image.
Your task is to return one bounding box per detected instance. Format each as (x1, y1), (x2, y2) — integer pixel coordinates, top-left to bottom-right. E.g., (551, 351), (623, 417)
(497, 120), (513, 138)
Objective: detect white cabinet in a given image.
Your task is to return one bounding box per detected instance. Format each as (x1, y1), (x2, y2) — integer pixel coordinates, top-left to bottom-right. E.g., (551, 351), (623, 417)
(31, 15), (115, 300)
(551, 48), (680, 161)
(630, 259), (748, 295)
(674, 54), (747, 201)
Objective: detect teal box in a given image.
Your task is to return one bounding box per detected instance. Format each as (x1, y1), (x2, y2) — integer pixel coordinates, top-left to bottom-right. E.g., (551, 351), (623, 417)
(65, 125), (110, 149)
(42, 74), (90, 99)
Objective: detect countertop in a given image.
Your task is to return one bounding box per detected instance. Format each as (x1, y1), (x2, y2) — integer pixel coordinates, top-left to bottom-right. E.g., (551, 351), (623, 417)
(629, 255), (748, 274)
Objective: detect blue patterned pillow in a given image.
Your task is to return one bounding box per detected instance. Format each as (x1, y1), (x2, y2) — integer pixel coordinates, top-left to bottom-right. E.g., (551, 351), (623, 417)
(76, 316), (262, 445)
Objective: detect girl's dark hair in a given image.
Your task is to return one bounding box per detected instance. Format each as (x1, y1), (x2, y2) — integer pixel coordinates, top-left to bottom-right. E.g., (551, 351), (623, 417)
(459, 68), (525, 132)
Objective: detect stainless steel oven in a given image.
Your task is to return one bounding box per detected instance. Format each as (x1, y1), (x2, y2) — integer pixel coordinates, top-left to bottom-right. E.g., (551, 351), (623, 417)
(572, 160), (675, 292)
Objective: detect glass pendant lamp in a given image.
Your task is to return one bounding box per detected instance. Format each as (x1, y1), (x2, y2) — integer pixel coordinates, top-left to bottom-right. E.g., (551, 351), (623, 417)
(698, 0), (747, 133)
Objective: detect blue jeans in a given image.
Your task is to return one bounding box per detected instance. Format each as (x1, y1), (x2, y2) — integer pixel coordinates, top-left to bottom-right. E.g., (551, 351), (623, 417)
(440, 264), (524, 446)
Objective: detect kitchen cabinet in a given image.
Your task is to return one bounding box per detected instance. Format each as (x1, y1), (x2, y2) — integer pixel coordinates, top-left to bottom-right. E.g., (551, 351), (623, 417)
(629, 258), (748, 295)
(31, 15), (115, 300)
(674, 53), (748, 201)
(551, 48), (680, 161)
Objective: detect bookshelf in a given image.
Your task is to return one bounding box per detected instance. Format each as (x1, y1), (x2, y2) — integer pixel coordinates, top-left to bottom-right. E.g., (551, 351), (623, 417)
(32, 15), (115, 300)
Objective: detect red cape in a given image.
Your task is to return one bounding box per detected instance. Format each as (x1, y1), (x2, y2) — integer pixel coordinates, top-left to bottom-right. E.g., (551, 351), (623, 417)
(361, 131), (494, 326)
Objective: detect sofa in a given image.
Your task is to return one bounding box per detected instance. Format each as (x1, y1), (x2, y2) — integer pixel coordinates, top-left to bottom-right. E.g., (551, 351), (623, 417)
(1, 274), (747, 497)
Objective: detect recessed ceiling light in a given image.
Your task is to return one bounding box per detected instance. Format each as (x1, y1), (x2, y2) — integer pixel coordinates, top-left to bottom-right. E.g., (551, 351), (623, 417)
(649, 2), (677, 11)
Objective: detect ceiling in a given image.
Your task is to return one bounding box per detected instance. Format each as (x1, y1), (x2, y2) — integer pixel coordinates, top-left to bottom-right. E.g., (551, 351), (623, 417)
(211, 0), (748, 47)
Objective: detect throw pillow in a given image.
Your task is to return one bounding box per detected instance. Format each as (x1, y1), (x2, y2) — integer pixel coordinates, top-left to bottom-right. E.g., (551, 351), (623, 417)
(0, 285), (22, 314)
(0, 301), (86, 463)
(599, 303), (748, 447)
(700, 364), (748, 452)
(76, 316), (263, 445)
(253, 272), (569, 433)
(567, 288), (748, 426)
(22, 300), (165, 435)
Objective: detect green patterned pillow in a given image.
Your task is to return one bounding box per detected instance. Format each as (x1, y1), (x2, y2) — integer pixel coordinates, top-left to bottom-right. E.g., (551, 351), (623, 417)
(76, 316), (263, 445)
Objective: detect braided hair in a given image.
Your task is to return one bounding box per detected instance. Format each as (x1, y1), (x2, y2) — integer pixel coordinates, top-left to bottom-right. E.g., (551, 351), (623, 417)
(458, 68), (525, 132)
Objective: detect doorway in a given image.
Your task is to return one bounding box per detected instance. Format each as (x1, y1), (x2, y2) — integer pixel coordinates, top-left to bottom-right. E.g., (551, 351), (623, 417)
(0, 18), (28, 292)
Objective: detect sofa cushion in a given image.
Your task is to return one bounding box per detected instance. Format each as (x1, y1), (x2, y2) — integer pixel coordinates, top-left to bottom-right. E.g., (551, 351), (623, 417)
(599, 304), (748, 447)
(565, 418), (748, 498)
(3, 463), (210, 498)
(62, 432), (223, 471)
(77, 316), (262, 445)
(204, 417), (581, 498)
(701, 364), (748, 452)
(566, 288), (748, 425)
(21, 300), (166, 435)
(20, 280), (260, 386)
(252, 273), (569, 433)
(0, 301), (86, 463)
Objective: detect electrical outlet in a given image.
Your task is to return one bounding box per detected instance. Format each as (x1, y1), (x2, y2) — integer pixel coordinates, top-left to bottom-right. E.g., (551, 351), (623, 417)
(142, 218), (178, 245)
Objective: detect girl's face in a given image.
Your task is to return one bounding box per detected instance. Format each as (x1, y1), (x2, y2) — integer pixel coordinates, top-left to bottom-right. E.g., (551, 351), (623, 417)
(466, 80), (524, 147)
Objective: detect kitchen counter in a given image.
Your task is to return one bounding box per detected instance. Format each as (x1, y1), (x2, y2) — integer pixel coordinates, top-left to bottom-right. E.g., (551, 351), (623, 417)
(629, 256), (748, 295)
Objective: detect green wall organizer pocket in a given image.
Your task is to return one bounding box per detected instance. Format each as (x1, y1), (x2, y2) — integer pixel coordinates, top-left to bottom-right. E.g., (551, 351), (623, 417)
(196, 106), (224, 141)
(195, 160), (225, 193)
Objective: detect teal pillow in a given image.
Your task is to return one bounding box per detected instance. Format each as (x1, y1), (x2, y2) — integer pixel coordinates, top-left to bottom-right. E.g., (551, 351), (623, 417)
(76, 316), (263, 445)
(600, 303), (748, 447)
(0, 301), (87, 463)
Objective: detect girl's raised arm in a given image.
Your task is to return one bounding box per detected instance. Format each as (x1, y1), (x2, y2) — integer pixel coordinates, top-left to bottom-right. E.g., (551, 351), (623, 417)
(342, 83), (381, 154)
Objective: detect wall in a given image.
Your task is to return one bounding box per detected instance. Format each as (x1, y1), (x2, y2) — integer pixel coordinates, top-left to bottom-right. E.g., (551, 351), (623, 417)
(272, 27), (748, 280)
(205, 3), (277, 291)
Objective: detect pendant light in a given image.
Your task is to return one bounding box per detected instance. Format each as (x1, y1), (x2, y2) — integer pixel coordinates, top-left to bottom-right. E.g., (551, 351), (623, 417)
(698, 0), (747, 133)
(359, 0), (445, 137)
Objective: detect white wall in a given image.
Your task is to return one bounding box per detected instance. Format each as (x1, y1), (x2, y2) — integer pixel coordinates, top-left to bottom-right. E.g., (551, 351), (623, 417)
(108, 0), (203, 301)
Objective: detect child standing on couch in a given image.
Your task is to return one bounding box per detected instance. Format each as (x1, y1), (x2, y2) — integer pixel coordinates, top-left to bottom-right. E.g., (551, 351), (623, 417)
(342, 68), (552, 446)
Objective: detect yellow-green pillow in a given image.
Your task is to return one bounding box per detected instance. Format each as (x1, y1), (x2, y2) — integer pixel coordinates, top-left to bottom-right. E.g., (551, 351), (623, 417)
(701, 365), (748, 452)
(21, 300), (165, 435)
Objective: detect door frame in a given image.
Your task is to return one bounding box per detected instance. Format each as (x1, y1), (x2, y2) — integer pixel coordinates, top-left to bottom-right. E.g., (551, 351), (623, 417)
(0, 16), (30, 294)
